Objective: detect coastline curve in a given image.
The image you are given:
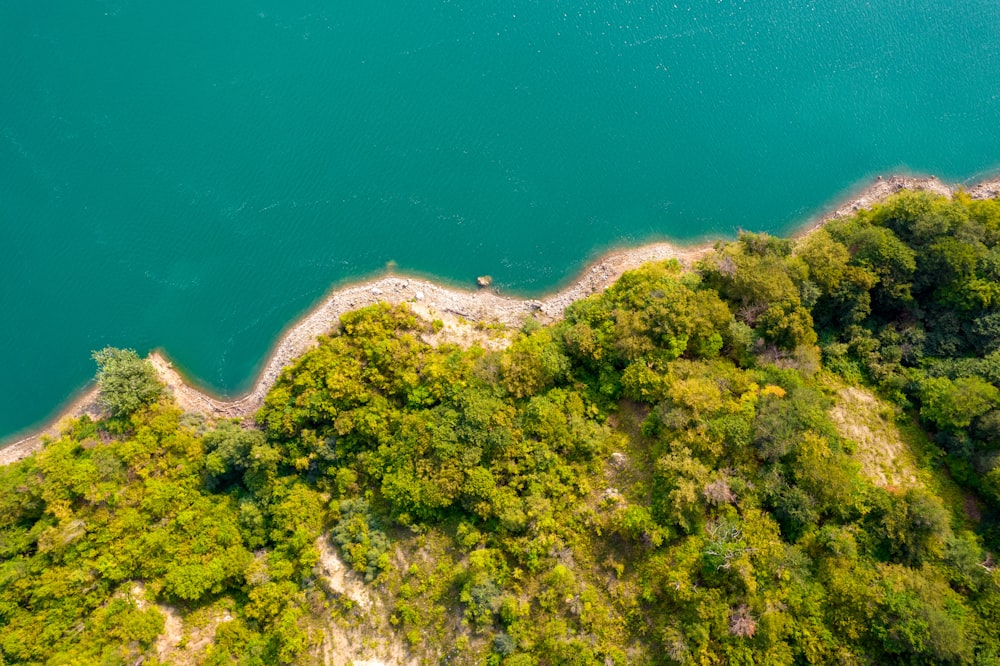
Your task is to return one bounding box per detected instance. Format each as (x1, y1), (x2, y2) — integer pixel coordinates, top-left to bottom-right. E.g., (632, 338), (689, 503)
(3, 173), (998, 466)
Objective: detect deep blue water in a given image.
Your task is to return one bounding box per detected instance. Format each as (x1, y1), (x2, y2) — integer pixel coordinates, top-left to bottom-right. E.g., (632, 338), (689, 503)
(2, 0), (999, 439)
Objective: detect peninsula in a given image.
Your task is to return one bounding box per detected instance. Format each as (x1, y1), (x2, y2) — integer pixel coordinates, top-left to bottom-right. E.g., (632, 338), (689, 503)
(4, 174), (998, 467)
(2, 180), (1000, 664)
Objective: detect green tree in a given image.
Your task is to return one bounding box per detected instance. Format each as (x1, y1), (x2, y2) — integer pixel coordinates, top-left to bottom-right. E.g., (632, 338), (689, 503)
(203, 420), (267, 490)
(500, 329), (570, 399)
(919, 376), (1000, 431)
(829, 220), (917, 311)
(92, 347), (163, 417)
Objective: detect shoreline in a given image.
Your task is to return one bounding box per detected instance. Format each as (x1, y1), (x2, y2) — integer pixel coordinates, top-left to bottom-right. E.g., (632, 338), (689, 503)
(3, 173), (998, 466)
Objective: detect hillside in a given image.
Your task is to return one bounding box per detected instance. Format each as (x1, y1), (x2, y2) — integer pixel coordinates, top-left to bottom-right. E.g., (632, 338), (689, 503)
(2, 190), (1000, 665)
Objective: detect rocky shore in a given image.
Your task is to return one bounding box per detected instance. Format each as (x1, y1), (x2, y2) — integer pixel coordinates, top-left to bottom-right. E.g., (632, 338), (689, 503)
(3, 173), (998, 466)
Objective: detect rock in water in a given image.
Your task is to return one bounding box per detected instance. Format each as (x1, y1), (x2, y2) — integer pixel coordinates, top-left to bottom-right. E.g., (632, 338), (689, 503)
(477, 275), (493, 288)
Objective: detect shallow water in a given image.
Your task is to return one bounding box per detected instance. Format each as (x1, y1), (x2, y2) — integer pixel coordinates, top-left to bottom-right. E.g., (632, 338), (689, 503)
(2, 0), (999, 439)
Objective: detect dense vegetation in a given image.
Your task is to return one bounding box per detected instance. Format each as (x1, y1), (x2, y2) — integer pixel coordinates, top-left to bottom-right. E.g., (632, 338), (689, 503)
(1, 190), (999, 664)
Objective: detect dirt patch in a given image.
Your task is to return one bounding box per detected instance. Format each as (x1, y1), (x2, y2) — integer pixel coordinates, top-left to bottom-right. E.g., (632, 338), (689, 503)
(829, 386), (920, 489)
(153, 604), (185, 662)
(408, 303), (515, 352)
(316, 536), (374, 611)
(963, 492), (984, 523)
(314, 536), (420, 666)
(153, 602), (233, 664)
(127, 583), (233, 665)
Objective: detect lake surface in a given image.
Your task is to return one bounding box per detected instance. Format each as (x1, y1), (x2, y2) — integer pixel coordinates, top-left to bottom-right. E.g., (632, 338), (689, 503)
(2, 0), (999, 440)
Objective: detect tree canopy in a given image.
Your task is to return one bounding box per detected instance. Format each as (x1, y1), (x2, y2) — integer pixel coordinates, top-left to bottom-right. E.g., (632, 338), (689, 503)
(92, 347), (163, 417)
(2, 190), (1000, 665)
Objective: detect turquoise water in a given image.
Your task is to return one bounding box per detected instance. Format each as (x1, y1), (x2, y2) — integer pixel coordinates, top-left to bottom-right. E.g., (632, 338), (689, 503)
(2, 1), (999, 440)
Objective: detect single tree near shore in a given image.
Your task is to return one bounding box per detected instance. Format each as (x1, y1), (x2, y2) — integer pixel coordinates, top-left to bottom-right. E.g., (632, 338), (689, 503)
(92, 346), (163, 417)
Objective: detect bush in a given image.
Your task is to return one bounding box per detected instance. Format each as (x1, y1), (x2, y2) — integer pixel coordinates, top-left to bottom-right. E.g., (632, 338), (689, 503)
(330, 498), (390, 581)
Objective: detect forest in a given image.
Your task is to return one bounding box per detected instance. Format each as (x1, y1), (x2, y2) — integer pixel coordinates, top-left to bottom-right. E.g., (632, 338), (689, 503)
(1, 189), (1000, 664)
